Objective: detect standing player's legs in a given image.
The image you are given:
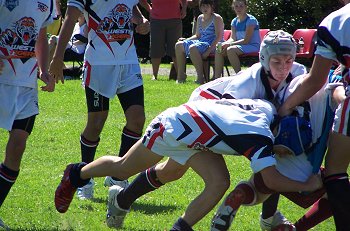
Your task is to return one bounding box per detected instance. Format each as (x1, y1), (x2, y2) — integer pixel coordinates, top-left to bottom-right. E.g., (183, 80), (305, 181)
(0, 118), (34, 207)
(324, 133), (350, 230)
(77, 86), (109, 199)
(171, 151), (230, 230)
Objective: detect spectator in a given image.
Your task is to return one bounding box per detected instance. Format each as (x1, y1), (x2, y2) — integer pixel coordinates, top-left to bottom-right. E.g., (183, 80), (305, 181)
(48, 13), (87, 64)
(47, 0), (63, 36)
(214, 0), (260, 77)
(0, 1), (55, 229)
(278, 1), (350, 230)
(175, 0), (224, 84)
(139, 0), (187, 80)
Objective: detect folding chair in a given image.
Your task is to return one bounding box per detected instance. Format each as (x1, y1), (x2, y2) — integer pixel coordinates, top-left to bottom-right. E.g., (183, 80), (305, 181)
(292, 29), (317, 66)
(63, 34), (87, 78)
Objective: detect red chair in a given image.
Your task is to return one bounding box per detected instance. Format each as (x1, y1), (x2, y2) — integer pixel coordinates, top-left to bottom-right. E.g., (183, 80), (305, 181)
(293, 29), (317, 58)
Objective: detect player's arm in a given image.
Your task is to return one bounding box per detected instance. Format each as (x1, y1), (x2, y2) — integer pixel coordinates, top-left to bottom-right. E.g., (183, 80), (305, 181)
(36, 27), (55, 92)
(49, 6), (81, 84)
(132, 5), (150, 35)
(258, 166), (322, 193)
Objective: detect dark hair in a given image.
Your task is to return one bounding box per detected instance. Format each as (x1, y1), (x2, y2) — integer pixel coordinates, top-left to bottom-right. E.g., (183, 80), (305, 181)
(199, 0), (215, 8)
(232, 0), (248, 6)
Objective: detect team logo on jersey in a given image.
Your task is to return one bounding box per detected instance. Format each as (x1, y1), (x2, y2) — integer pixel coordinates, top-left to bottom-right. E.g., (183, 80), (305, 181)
(97, 4), (132, 44)
(37, 1), (49, 12)
(0, 17), (37, 61)
(5, 0), (19, 11)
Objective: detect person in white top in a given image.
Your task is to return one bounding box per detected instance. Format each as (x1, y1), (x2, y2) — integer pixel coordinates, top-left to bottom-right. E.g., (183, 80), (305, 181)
(49, 0), (150, 200)
(278, 1), (350, 229)
(54, 97), (322, 230)
(0, 0), (54, 229)
(211, 70), (345, 231)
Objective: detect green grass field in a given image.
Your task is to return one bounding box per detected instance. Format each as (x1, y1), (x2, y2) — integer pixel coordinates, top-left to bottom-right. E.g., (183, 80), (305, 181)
(0, 65), (337, 230)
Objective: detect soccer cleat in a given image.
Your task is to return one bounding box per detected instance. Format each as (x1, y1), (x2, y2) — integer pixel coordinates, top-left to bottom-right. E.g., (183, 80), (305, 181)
(211, 192), (236, 231)
(106, 185), (130, 228)
(104, 176), (129, 189)
(77, 178), (94, 200)
(0, 218), (9, 230)
(260, 211), (293, 231)
(55, 164), (77, 213)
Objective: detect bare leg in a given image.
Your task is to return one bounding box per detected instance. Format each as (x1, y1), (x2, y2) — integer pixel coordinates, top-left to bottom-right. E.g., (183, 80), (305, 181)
(189, 45), (204, 84)
(227, 46), (243, 74)
(80, 140), (163, 180)
(175, 41), (187, 82)
(214, 51), (226, 79)
(155, 158), (189, 183)
(181, 151), (230, 226)
(151, 58), (161, 80)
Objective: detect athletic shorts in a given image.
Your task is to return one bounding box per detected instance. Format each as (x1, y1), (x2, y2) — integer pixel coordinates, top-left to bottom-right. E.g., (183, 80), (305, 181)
(83, 63), (143, 99)
(0, 84), (38, 131)
(150, 18), (182, 58)
(333, 97), (350, 136)
(142, 107), (276, 171)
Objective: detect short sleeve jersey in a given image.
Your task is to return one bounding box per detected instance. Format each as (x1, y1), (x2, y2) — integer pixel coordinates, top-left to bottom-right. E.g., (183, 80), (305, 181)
(189, 62), (307, 102)
(68, 0), (139, 65)
(231, 14), (260, 48)
(315, 4), (350, 87)
(0, 0), (54, 88)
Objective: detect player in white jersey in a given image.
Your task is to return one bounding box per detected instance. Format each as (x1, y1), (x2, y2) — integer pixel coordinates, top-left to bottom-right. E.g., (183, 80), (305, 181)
(54, 97), (322, 230)
(211, 69), (345, 231)
(0, 0), (55, 229)
(278, 1), (350, 229)
(109, 30), (306, 229)
(49, 0), (150, 199)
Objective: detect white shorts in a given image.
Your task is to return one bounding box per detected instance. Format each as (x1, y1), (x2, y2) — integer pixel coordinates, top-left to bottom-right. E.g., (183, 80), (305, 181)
(275, 153), (313, 182)
(83, 63), (143, 98)
(0, 84), (38, 131)
(333, 97), (350, 136)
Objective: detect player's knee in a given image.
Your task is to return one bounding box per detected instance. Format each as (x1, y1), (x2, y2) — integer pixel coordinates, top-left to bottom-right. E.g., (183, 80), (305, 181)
(234, 181), (257, 206)
(254, 172), (275, 195)
(156, 166), (186, 183)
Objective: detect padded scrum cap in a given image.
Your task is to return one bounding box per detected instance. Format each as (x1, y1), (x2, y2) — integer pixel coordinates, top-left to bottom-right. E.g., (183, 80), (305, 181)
(259, 30), (297, 71)
(274, 116), (312, 156)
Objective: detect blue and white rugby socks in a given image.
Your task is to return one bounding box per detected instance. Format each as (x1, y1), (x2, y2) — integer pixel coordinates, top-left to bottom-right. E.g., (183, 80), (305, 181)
(0, 163), (19, 207)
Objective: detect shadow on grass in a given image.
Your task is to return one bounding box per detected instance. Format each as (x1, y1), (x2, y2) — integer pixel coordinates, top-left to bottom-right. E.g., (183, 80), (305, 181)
(131, 201), (178, 215)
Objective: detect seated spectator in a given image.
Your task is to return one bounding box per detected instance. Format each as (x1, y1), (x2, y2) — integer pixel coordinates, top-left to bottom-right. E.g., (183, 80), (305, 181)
(48, 13), (87, 64)
(175, 0), (223, 84)
(214, 0), (260, 78)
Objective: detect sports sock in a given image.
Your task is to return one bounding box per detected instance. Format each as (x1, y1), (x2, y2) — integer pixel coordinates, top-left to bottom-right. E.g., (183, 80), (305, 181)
(112, 127), (141, 181)
(117, 166), (163, 209)
(69, 162), (91, 188)
(294, 198), (332, 231)
(118, 127), (141, 158)
(324, 173), (350, 230)
(0, 163), (19, 207)
(170, 217), (193, 231)
(261, 193), (280, 219)
(80, 135), (99, 164)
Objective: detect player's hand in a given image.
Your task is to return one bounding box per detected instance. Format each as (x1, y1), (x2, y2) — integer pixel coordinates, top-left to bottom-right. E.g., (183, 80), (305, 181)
(39, 71), (55, 92)
(304, 174), (323, 192)
(135, 20), (150, 35)
(49, 58), (65, 84)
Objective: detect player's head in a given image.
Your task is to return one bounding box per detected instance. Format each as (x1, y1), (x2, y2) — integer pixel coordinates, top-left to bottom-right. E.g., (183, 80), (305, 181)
(273, 116), (312, 156)
(259, 30), (297, 72)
